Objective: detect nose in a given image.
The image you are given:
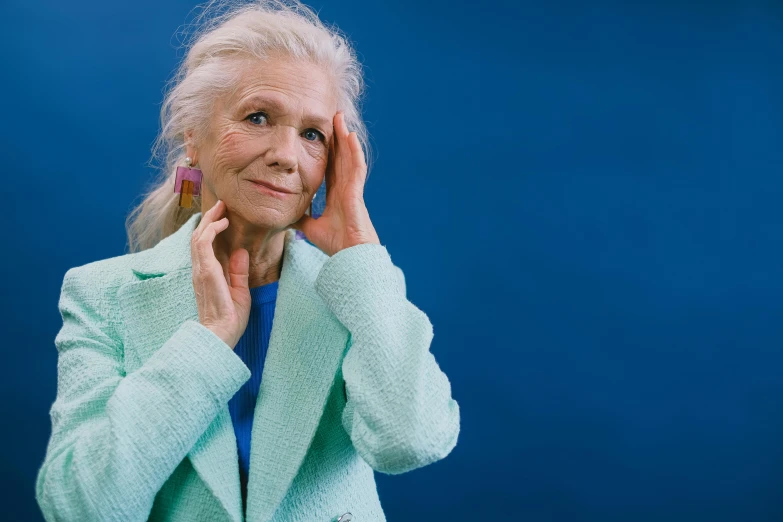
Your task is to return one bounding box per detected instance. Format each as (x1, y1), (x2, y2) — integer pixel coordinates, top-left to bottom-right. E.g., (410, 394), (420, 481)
(266, 124), (298, 172)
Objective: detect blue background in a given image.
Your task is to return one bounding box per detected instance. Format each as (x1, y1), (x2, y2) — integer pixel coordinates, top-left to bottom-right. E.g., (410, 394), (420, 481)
(4, 0), (783, 520)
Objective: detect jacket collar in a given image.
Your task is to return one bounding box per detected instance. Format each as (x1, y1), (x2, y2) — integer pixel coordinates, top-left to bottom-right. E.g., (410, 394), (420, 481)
(129, 212), (213, 276)
(120, 213), (351, 522)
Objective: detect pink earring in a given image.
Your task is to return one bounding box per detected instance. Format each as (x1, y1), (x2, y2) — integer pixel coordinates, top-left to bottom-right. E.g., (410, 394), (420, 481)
(175, 156), (203, 208)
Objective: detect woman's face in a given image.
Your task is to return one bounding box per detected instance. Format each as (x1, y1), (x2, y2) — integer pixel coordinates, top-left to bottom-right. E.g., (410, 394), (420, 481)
(191, 54), (338, 231)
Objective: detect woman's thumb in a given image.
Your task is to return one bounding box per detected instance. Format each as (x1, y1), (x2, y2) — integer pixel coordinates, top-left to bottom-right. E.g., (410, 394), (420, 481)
(228, 248), (250, 291)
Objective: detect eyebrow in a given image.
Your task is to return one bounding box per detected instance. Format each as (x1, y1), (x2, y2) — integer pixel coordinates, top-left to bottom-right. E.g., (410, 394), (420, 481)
(237, 95), (332, 130)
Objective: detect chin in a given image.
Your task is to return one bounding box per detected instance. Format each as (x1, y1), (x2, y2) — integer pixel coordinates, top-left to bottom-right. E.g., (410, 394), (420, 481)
(242, 207), (293, 230)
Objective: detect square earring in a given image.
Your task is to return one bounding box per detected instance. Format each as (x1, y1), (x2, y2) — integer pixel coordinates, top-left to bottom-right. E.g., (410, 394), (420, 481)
(175, 157), (202, 208)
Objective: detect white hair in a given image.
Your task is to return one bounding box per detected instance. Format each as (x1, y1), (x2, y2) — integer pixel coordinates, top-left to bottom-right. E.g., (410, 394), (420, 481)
(125, 0), (371, 253)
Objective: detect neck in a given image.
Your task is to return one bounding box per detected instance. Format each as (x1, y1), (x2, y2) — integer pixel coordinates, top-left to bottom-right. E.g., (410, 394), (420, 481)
(199, 199), (287, 288)
(212, 222), (286, 288)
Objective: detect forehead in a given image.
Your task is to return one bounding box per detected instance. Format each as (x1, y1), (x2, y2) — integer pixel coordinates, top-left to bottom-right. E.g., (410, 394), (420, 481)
(224, 55), (338, 123)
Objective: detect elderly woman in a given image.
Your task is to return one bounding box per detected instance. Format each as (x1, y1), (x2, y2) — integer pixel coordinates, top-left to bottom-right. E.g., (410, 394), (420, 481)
(34, 1), (460, 521)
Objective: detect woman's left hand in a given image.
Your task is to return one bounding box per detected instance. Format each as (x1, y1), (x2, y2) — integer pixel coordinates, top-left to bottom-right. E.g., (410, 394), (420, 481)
(291, 111), (380, 257)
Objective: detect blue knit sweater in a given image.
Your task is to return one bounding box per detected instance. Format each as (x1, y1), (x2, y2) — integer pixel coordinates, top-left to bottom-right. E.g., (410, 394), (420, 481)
(227, 281), (279, 517)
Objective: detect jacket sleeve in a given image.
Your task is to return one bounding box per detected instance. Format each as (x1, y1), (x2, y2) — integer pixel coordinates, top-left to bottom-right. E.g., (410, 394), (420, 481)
(35, 266), (252, 522)
(314, 243), (460, 475)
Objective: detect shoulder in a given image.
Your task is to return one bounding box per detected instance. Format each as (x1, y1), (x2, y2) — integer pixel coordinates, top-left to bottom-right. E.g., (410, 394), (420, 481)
(55, 252), (146, 347)
(64, 250), (144, 284)
(59, 251), (146, 307)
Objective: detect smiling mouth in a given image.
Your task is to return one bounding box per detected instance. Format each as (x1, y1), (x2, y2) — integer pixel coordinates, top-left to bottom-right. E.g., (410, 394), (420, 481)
(248, 179), (294, 193)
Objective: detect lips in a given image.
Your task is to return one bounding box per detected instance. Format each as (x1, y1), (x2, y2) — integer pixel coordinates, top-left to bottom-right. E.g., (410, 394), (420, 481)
(248, 179), (294, 194)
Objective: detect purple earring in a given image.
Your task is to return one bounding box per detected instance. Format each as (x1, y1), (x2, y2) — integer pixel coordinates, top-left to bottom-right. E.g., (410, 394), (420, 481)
(175, 156), (203, 208)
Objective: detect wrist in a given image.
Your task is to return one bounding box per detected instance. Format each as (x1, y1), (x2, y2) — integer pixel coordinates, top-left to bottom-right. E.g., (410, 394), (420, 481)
(203, 323), (235, 350)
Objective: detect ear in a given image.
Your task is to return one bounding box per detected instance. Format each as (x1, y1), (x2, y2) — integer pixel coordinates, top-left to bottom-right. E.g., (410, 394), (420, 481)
(184, 130), (198, 166)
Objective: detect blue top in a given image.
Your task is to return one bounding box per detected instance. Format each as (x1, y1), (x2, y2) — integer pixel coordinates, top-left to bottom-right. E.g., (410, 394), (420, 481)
(227, 280), (279, 517)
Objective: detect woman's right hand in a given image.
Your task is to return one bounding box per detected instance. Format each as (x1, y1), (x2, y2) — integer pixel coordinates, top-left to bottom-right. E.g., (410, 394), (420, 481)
(190, 199), (251, 349)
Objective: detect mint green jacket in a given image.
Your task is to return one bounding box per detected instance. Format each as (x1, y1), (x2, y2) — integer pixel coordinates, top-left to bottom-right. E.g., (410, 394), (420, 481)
(35, 212), (460, 522)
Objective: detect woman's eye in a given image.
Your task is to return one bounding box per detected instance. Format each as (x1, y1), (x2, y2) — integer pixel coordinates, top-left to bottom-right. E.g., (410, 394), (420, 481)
(246, 112), (268, 125)
(303, 129), (325, 142)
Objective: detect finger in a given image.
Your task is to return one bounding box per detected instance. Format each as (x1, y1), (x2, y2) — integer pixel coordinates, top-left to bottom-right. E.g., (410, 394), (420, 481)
(334, 114), (362, 190)
(193, 199), (224, 238)
(348, 131), (366, 181)
(228, 248), (249, 292)
(335, 112), (350, 188)
(337, 113), (364, 183)
(192, 206), (222, 274)
(199, 216), (228, 245)
(325, 113), (343, 200)
(324, 134), (337, 197)
(336, 111), (350, 140)
(332, 110), (346, 159)
(194, 217), (229, 271)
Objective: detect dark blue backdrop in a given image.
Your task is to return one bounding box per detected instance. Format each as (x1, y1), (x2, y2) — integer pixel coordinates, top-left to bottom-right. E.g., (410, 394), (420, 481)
(4, 0), (782, 520)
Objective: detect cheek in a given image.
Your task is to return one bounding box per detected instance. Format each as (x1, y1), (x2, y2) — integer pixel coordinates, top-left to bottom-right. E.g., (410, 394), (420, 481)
(309, 143), (329, 172)
(212, 128), (265, 169)
(302, 151), (328, 189)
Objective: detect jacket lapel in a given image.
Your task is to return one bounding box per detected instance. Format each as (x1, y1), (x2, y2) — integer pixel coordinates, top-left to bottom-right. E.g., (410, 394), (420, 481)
(118, 213), (246, 522)
(245, 234), (351, 522)
(117, 212), (351, 522)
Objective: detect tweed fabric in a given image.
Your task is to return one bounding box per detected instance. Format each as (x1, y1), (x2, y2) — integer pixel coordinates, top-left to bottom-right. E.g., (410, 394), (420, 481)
(35, 213), (460, 522)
